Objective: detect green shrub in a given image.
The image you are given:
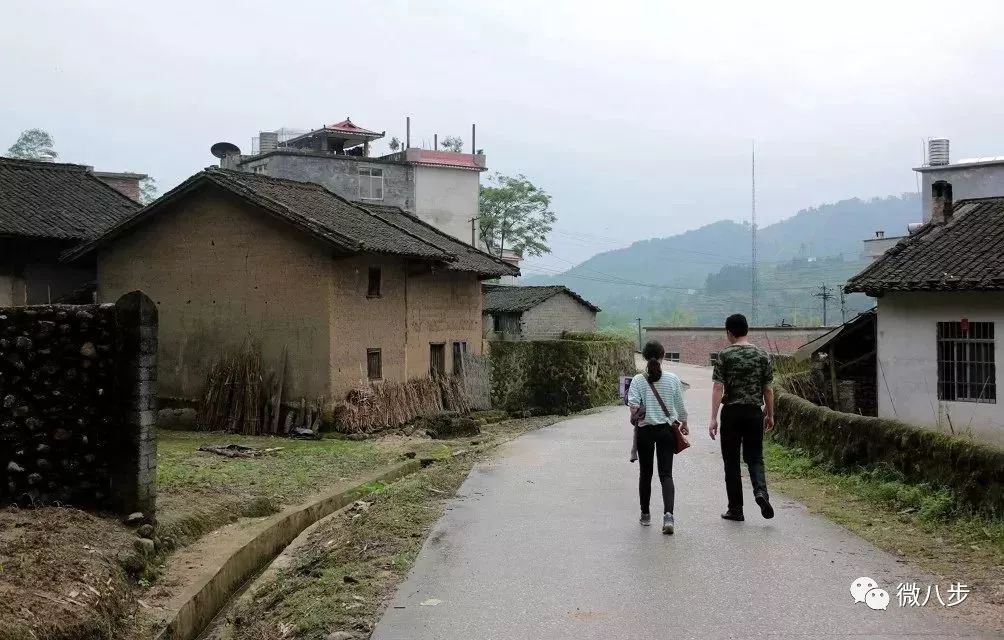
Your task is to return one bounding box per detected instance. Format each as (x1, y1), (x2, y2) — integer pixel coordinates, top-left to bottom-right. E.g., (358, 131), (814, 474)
(773, 392), (1004, 515)
(490, 339), (634, 415)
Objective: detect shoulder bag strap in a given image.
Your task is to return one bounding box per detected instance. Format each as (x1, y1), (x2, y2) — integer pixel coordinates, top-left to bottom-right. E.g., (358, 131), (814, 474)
(646, 378), (673, 420)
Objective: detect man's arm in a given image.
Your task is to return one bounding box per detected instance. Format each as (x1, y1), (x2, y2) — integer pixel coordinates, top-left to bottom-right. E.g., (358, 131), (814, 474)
(709, 381), (724, 440)
(763, 385), (775, 432)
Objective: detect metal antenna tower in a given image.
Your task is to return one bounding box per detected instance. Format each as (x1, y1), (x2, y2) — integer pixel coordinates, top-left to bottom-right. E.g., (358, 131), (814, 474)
(751, 140), (758, 325)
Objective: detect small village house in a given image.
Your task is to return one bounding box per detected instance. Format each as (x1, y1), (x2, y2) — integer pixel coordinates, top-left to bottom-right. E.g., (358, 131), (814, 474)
(65, 168), (517, 402)
(0, 158), (141, 305)
(644, 325), (831, 366)
(845, 187), (1004, 447)
(482, 284), (599, 340)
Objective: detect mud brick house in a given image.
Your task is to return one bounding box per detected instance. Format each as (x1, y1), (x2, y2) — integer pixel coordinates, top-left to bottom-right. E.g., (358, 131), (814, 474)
(65, 168), (517, 401)
(643, 325), (831, 366)
(482, 284), (599, 340)
(0, 158), (141, 305)
(845, 192), (1004, 447)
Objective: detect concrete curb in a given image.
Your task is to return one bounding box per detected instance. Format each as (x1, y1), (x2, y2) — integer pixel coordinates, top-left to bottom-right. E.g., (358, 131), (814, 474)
(153, 458), (423, 640)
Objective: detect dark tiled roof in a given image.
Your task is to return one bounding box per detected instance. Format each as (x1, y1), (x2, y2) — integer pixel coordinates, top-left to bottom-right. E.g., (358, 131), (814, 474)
(0, 157), (140, 241)
(845, 198), (1004, 294)
(65, 169), (506, 274)
(358, 202), (518, 278)
(482, 284), (601, 313)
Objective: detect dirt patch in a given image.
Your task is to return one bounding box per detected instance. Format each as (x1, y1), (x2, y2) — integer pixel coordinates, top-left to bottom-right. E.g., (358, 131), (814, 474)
(0, 507), (136, 640)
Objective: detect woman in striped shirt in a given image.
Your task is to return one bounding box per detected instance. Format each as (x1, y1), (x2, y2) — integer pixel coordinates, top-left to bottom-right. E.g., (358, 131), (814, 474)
(627, 340), (689, 534)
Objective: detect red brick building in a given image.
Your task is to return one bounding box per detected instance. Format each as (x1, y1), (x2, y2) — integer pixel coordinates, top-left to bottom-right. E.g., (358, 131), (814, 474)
(644, 326), (831, 366)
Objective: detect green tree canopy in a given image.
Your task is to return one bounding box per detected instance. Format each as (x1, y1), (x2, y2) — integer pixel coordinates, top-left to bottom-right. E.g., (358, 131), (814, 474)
(478, 173), (556, 258)
(6, 128), (58, 160)
(139, 176), (158, 205)
(440, 136), (464, 153)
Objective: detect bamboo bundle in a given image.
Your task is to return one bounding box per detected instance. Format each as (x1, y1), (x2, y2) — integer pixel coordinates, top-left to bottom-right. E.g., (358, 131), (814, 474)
(195, 340), (287, 435)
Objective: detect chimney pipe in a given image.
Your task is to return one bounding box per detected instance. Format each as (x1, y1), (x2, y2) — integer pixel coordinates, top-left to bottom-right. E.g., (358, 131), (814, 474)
(931, 180), (953, 224)
(406, 117), (411, 150)
(434, 134), (438, 150)
(471, 123), (476, 155)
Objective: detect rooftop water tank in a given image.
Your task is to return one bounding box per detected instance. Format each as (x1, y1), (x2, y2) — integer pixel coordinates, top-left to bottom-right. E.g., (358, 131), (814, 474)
(928, 138), (950, 166)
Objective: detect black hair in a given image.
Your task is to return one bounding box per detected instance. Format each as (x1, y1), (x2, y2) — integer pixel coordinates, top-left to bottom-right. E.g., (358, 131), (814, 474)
(642, 340), (666, 382)
(726, 313), (749, 337)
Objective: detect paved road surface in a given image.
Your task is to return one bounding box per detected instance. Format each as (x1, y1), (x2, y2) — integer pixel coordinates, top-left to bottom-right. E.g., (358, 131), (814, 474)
(373, 364), (996, 639)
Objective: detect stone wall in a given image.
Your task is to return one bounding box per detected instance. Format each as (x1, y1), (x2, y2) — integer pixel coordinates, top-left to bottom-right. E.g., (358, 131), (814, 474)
(0, 291), (157, 515)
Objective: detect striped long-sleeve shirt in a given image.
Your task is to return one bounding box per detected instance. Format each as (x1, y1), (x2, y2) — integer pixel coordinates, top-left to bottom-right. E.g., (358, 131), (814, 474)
(627, 373), (687, 426)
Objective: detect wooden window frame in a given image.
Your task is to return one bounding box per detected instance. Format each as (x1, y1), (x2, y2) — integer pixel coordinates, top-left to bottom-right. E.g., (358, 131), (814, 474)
(367, 348), (382, 380)
(367, 267), (382, 298)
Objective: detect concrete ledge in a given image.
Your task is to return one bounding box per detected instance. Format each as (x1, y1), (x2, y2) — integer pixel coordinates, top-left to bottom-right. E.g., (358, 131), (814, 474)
(154, 459), (422, 640)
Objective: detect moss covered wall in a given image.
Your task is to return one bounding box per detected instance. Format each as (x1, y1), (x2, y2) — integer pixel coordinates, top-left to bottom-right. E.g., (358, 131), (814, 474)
(773, 391), (1004, 515)
(490, 338), (634, 415)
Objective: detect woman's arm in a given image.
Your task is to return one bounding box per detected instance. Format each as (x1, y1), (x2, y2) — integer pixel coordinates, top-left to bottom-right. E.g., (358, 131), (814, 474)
(672, 377), (688, 422)
(627, 375), (642, 408)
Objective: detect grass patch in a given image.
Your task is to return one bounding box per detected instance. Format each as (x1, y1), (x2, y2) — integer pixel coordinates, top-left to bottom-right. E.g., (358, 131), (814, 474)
(155, 431), (406, 547)
(766, 441), (1004, 629)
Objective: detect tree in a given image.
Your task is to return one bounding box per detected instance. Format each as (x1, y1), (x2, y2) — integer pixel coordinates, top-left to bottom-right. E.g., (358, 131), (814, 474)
(388, 136), (401, 152)
(139, 176), (158, 205)
(6, 128), (57, 160)
(440, 136), (464, 153)
(478, 173), (556, 258)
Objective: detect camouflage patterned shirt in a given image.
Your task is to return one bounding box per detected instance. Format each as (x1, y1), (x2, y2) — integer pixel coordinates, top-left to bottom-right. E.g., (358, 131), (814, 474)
(712, 343), (773, 406)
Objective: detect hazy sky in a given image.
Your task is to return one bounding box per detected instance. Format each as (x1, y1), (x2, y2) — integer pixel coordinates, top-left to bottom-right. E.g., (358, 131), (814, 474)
(4, 1), (1004, 274)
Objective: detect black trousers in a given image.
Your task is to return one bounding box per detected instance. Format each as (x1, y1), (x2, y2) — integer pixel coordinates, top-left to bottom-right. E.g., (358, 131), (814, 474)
(720, 404), (768, 511)
(637, 423), (675, 515)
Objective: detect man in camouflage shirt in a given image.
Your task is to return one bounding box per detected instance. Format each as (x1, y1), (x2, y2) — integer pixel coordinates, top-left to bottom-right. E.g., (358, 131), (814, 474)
(709, 313), (776, 521)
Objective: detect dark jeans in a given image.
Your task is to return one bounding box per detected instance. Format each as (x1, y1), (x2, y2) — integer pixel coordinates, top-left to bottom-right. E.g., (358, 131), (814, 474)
(637, 423), (675, 515)
(720, 404), (768, 511)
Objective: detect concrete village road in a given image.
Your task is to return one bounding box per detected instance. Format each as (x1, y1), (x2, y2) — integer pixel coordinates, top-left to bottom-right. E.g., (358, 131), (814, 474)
(372, 363), (996, 640)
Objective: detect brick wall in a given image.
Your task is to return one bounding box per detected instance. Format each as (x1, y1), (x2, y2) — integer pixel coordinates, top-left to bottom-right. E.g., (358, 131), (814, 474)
(645, 327), (830, 366)
(520, 293), (597, 340)
(0, 291), (157, 515)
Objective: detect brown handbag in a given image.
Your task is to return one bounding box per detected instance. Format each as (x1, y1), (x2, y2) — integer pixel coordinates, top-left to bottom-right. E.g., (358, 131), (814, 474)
(646, 379), (692, 454)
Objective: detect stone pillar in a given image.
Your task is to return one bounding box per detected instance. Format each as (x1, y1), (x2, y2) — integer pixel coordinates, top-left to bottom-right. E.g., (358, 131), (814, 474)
(113, 291), (158, 516)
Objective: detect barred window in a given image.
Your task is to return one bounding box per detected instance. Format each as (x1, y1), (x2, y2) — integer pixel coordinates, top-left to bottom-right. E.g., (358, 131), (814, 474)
(936, 322), (996, 403)
(666, 352), (681, 363)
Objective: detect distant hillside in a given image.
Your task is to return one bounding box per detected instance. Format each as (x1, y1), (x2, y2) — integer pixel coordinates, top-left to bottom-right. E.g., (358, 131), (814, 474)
(523, 193), (920, 306)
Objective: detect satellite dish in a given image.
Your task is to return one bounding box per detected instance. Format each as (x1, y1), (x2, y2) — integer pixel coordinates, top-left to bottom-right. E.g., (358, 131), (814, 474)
(210, 141), (241, 159)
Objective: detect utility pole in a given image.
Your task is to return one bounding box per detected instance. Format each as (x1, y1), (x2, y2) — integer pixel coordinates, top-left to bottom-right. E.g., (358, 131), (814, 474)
(468, 216), (477, 247)
(812, 283), (835, 326)
(839, 286), (847, 323)
(636, 318), (643, 352)
(750, 140), (758, 326)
